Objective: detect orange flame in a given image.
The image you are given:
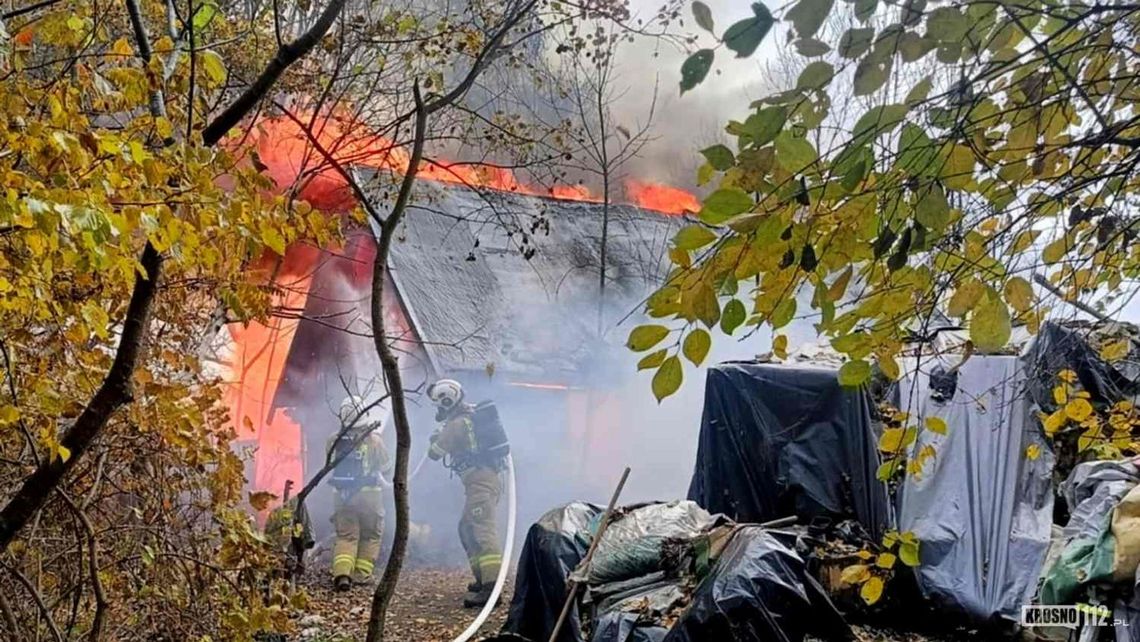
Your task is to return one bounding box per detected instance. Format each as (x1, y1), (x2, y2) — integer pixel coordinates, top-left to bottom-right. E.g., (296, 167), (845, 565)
(624, 179), (701, 215)
(247, 114), (697, 214)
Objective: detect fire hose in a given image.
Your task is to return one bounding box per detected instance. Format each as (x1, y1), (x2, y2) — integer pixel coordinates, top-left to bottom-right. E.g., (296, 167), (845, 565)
(451, 453), (517, 642)
(375, 414), (517, 642)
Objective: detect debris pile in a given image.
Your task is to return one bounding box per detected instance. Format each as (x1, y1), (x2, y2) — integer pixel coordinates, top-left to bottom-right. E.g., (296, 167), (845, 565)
(502, 501), (848, 642)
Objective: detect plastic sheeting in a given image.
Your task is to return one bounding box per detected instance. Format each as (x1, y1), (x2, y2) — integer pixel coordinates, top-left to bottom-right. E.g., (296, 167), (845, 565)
(686, 362), (890, 537)
(505, 502), (601, 642)
(1040, 460), (1140, 605)
(584, 501), (715, 585)
(894, 354), (1054, 622)
(659, 526), (849, 642)
(503, 502), (849, 642)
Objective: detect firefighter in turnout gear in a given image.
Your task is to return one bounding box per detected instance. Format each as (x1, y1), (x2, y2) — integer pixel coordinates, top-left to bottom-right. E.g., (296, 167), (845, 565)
(328, 396), (391, 592)
(426, 379), (509, 609)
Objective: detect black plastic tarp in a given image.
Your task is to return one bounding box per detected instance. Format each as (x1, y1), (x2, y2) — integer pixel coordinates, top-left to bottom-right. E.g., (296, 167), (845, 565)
(503, 503), (850, 642)
(505, 502), (601, 642)
(660, 526), (849, 642)
(686, 362), (890, 537)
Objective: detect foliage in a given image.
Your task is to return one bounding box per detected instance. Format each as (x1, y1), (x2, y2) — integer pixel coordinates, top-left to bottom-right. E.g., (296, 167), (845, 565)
(841, 529), (921, 606)
(636, 0), (1140, 406)
(1037, 369), (1140, 462)
(0, 0), (334, 638)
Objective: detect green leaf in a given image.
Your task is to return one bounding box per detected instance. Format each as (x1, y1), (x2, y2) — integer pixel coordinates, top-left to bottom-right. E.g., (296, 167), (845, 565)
(192, 0), (219, 30)
(854, 0), (877, 22)
(692, 282), (722, 327)
(1004, 276), (1034, 313)
(927, 6), (968, 42)
(723, 8), (774, 58)
(683, 329), (712, 366)
(720, 299), (746, 335)
(876, 458), (897, 481)
(627, 324), (670, 351)
(699, 188), (753, 224)
(899, 32), (935, 62)
(774, 131), (818, 172)
(915, 183), (949, 230)
(674, 225), (718, 250)
(795, 38), (831, 57)
(739, 106), (786, 147)
(797, 61), (835, 90)
(839, 359), (872, 387)
(786, 0), (834, 38)
(896, 124), (938, 176)
(839, 27), (874, 59)
(948, 279), (984, 317)
(942, 144), (975, 189)
(692, 1), (714, 33)
(853, 56), (891, 96)
(680, 49), (714, 94)
(770, 298), (797, 329)
(700, 144), (736, 170)
(850, 104), (907, 145)
(970, 291), (1012, 353)
(637, 349), (667, 370)
(652, 356), (683, 402)
(905, 77), (932, 106)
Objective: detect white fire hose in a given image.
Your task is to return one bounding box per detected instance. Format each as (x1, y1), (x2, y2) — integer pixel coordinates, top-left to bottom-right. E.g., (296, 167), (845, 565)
(451, 453), (518, 642)
(372, 410), (516, 642)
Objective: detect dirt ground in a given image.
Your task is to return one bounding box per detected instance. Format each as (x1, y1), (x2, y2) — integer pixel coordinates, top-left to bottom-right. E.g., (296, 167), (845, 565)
(294, 567), (513, 642)
(293, 567), (972, 642)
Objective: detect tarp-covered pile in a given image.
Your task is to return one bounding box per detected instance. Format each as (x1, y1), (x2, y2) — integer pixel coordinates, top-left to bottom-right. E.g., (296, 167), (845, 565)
(686, 362), (891, 537)
(502, 501), (849, 642)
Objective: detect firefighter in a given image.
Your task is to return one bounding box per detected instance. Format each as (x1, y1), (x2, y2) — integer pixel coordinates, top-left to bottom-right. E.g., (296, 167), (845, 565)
(263, 479), (315, 578)
(426, 379), (505, 609)
(328, 395), (391, 592)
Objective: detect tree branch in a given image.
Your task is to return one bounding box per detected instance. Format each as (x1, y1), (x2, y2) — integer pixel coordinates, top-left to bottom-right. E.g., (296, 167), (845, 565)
(199, 0), (347, 146)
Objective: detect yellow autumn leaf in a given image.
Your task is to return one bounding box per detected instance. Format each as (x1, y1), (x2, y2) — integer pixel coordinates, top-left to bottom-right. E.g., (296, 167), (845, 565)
(773, 334), (788, 360)
(1040, 409), (1066, 435)
(876, 552), (897, 569)
(1101, 339), (1130, 363)
(925, 416), (947, 435)
(879, 427), (905, 452)
(57, 444), (71, 463)
(1052, 384), (1068, 405)
(860, 576), (885, 604)
(1026, 444), (1041, 460)
(841, 564), (871, 585)
(1058, 369), (1078, 384)
(1065, 398), (1094, 422)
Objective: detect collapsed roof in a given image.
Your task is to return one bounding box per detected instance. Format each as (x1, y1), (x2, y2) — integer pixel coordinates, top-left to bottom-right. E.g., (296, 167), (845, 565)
(355, 167), (684, 379)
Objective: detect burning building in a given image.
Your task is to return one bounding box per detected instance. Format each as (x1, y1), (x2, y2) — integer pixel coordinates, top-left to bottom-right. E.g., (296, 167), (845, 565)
(215, 118), (693, 535)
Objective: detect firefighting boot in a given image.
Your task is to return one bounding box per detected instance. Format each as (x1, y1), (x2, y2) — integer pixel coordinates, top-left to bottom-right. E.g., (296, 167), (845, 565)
(333, 575), (352, 592)
(463, 583), (501, 609)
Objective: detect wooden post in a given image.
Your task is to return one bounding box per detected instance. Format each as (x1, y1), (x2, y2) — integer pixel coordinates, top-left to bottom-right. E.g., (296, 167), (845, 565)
(548, 466), (631, 642)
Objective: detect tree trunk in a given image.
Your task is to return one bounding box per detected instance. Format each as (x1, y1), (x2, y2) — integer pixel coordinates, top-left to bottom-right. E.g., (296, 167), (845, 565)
(365, 85), (428, 642)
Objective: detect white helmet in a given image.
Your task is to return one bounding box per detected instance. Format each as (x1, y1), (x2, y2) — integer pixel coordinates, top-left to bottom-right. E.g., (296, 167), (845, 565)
(427, 379), (464, 410)
(338, 395), (365, 426)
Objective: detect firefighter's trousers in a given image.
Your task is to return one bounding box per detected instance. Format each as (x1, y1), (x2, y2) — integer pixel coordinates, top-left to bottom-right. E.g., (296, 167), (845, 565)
(458, 466), (502, 585)
(331, 486), (384, 582)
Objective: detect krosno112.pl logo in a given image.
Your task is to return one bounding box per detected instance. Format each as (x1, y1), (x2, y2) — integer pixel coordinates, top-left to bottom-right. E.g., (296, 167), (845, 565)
(1022, 604), (1116, 629)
